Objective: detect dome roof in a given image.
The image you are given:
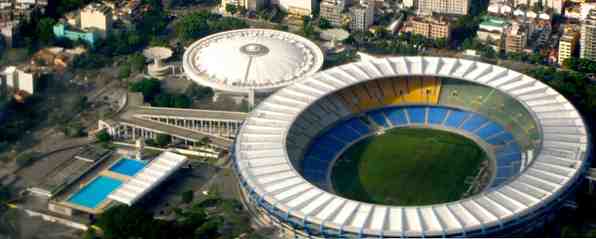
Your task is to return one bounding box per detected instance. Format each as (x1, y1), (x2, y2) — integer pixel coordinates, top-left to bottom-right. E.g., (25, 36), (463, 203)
(182, 29), (324, 94)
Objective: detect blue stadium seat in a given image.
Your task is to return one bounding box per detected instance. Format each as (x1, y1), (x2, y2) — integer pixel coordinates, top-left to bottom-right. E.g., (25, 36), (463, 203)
(444, 110), (469, 128)
(346, 118), (371, 135)
(475, 122), (505, 140)
(460, 114), (489, 132)
(406, 107), (426, 124)
(497, 153), (522, 167)
(487, 132), (514, 145)
(328, 124), (361, 142)
(367, 110), (389, 127)
(495, 166), (515, 180)
(385, 108), (408, 125)
(428, 107), (448, 125)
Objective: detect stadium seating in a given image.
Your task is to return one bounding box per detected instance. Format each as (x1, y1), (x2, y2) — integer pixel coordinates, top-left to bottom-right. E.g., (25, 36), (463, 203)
(406, 107), (426, 124)
(428, 107), (449, 125)
(444, 110), (469, 128)
(386, 108), (408, 126)
(299, 103), (525, 191)
(367, 110), (390, 127)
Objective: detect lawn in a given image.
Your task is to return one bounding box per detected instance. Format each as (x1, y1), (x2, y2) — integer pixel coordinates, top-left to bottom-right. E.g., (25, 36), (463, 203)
(331, 127), (487, 206)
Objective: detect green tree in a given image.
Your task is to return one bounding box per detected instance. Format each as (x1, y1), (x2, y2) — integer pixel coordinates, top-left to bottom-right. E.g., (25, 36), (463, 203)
(153, 94), (172, 107)
(15, 152), (38, 168)
(96, 130), (112, 142)
(129, 78), (161, 102)
(118, 64), (131, 79)
(182, 190), (194, 203)
(36, 18), (56, 44)
(225, 4), (238, 14)
(173, 95), (192, 108)
(128, 53), (146, 73)
(155, 134), (172, 147)
(319, 18), (331, 29)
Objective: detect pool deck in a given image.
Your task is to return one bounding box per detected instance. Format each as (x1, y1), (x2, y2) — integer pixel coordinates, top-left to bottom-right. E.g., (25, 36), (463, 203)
(100, 171), (132, 181)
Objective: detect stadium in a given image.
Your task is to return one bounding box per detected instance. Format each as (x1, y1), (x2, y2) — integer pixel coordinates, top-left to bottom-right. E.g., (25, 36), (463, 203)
(232, 57), (590, 237)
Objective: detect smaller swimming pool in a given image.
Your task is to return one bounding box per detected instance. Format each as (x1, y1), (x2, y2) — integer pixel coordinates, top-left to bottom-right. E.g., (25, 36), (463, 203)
(68, 176), (122, 209)
(109, 158), (146, 176)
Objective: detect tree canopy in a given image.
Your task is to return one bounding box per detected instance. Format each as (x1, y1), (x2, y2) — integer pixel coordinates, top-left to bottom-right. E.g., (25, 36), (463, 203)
(175, 11), (248, 41)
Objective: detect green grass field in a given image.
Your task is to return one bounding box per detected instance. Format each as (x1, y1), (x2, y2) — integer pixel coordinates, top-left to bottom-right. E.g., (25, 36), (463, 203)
(331, 127), (487, 206)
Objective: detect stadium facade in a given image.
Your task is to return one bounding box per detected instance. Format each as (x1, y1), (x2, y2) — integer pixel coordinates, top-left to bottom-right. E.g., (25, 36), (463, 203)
(232, 57), (590, 238)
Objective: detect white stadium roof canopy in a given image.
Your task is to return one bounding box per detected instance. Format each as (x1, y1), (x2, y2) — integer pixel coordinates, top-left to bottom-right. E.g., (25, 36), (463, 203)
(234, 56), (590, 237)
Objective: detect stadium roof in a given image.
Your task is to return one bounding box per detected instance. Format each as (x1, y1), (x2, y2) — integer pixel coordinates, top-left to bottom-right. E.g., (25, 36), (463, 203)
(109, 151), (187, 205)
(182, 29), (324, 94)
(234, 56), (590, 237)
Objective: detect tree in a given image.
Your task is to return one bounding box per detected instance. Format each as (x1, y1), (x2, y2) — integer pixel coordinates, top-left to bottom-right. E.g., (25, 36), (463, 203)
(118, 64), (131, 79)
(96, 130), (111, 142)
(153, 94), (172, 107)
(173, 95), (192, 108)
(155, 134), (172, 147)
(36, 18), (56, 44)
(319, 18), (331, 29)
(185, 83), (214, 101)
(129, 78), (161, 102)
(97, 205), (173, 239)
(128, 53), (146, 73)
(15, 152), (38, 167)
(182, 190), (194, 203)
(225, 4), (238, 15)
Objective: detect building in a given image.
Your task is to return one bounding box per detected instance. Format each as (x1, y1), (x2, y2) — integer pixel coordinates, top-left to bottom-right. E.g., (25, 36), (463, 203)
(53, 23), (98, 47)
(505, 23), (528, 53)
(1, 66), (36, 95)
(417, 0), (470, 15)
(320, 0), (348, 27)
(477, 16), (509, 50)
(402, 0), (416, 8)
(407, 15), (451, 40)
(80, 3), (112, 37)
(580, 9), (596, 60)
(349, 1), (374, 31)
(182, 29), (324, 106)
(221, 0), (265, 11)
(559, 27), (580, 65)
(278, 0), (316, 16)
(0, 21), (18, 47)
(512, 0), (563, 14)
(233, 56), (590, 238)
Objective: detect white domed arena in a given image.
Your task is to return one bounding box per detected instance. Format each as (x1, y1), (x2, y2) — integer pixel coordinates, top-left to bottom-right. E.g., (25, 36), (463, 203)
(182, 28), (324, 94)
(231, 57), (591, 238)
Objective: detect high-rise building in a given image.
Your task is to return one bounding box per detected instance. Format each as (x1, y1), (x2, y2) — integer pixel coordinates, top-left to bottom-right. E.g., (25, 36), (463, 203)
(279, 0), (316, 16)
(349, 0), (374, 31)
(558, 26), (580, 65)
(505, 23), (528, 53)
(320, 0), (348, 27)
(221, 0), (265, 11)
(408, 16), (451, 40)
(513, 0), (563, 14)
(418, 0), (470, 15)
(580, 9), (596, 60)
(80, 3), (112, 38)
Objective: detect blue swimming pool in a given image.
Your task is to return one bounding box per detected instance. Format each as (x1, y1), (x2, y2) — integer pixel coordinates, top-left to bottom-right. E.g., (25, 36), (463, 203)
(109, 158), (146, 176)
(68, 176), (122, 208)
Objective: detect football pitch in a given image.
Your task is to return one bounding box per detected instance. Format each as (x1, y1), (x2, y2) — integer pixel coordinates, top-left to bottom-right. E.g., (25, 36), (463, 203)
(331, 127), (487, 206)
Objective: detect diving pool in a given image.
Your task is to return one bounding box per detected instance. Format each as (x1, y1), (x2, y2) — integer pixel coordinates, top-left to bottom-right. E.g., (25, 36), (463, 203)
(68, 176), (122, 209)
(109, 158), (146, 176)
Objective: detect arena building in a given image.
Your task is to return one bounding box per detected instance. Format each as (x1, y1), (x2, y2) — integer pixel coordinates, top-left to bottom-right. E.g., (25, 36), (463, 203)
(182, 29), (324, 106)
(232, 57), (590, 237)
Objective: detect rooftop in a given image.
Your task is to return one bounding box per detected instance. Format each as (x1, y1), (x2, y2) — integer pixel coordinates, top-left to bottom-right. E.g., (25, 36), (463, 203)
(183, 29), (324, 94)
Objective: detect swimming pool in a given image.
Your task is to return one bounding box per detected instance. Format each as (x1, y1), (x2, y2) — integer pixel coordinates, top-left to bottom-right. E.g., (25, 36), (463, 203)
(109, 158), (146, 176)
(68, 176), (122, 209)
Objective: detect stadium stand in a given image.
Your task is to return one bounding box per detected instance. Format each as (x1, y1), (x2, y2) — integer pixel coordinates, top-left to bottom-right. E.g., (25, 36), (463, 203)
(301, 105), (525, 191)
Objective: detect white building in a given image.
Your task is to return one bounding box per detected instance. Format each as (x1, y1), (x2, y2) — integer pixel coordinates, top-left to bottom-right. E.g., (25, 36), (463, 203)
(80, 3), (112, 37)
(581, 9), (596, 61)
(512, 0), (563, 14)
(349, 1), (374, 31)
(417, 0), (470, 15)
(1, 66), (36, 94)
(278, 0), (316, 16)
